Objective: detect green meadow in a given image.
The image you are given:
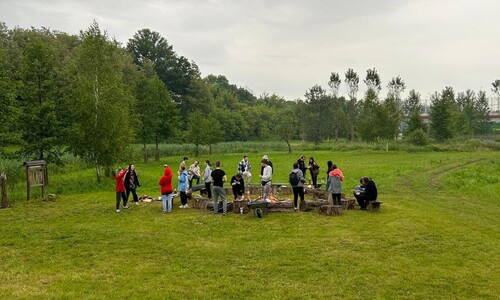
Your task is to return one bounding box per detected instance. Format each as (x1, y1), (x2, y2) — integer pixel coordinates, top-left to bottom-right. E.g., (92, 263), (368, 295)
(1, 150), (499, 299)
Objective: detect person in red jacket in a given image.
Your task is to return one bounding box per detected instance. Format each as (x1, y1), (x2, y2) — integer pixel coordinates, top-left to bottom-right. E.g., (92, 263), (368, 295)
(159, 164), (174, 214)
(115, 167), (129, 213)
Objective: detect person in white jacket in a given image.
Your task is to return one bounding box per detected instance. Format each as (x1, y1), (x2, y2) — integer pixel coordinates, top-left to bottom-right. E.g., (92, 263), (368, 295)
(203, 160), (212, 199)
(259, 159), (273, 201)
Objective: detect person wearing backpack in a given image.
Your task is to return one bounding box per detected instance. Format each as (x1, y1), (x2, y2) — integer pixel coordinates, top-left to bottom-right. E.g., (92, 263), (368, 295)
(290, 162), (306, 210)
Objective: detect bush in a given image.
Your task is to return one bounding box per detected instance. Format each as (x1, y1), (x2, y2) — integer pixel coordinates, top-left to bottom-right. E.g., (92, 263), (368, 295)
(406, 129), (429, 146)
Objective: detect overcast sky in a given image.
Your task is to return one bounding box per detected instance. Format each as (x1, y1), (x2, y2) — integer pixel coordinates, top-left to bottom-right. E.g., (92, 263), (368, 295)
(1, 0), (500, 102)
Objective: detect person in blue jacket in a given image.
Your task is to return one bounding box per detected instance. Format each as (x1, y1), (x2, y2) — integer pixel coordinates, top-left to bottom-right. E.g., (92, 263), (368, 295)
(178, 166), (189, 208)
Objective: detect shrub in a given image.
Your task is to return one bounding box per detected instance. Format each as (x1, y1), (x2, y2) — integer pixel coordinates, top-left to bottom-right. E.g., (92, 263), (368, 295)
(406, 129), (429, 146)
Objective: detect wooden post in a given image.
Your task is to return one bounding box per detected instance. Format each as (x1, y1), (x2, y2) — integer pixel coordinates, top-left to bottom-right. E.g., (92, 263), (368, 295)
(1, 174), (7, 208)
(26, 167), (30, 201)
(341, 199), (355, 210)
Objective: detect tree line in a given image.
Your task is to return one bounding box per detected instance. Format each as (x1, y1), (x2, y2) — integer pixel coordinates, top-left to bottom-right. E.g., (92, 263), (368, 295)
(0, 21), (497, 182)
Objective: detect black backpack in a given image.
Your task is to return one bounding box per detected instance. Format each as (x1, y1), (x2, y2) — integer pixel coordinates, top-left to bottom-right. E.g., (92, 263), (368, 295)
(289, 172), (300, 186)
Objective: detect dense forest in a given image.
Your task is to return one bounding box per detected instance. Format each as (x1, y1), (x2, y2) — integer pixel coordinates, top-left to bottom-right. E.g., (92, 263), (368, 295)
(0, 21), (497, 180)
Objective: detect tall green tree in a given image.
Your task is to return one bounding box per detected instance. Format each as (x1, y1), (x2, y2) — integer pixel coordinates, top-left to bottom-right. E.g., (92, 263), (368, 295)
(274, 105), (300, 153)
(364, 68), (381, 94)
(19, 40), (59, 160)
(357, 89), (382, 141)
(430, 87), (455, 141)
(136, 61), (180, 162)
(0, 28), (20, 147)
(186, 110), (222, 156)
(403, 89), (426, 135)
(69, 21), (135, 183)
(303, 85), (333, 144)
(344, 68), (359, 140)
(328, 72), (341, 98)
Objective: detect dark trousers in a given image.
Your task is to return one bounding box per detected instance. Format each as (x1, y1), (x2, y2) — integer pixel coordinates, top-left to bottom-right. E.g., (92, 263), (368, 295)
(332, 193), (341, 206)
(355, 194), (371, 209)
(180, 191), (187, 206)
(126, 188), (138, 203)
(189, 175), (200, 189)
(205, 182), (212, 198)
(311, 175), (318, 188)
(292, 186), (304, 208)
(116, 192), (128, 209)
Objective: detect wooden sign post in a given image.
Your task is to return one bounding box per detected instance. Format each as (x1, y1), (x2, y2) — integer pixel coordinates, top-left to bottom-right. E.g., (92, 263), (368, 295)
(24, 160), (47, 201)
(1, 173), (7, 208)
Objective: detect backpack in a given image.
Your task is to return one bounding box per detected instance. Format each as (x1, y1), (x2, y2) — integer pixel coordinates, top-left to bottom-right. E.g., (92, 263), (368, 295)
(289, 171), (300, 186)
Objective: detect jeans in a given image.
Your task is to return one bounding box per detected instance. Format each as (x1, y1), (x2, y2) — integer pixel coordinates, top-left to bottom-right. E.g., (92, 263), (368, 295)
(162, 193), (173, 213)
(116, 192), (128, 209)
(262, 182), (271, 201)
(212, 186), (227, 214)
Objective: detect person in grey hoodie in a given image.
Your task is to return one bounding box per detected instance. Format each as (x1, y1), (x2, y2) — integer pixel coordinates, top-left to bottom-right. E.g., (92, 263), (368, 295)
(290, 162), (306, 210)
(203, 160), (212, 199)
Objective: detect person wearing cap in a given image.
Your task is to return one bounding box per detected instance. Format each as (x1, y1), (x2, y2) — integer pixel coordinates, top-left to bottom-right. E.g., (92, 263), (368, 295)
(260, 159), (273, 201)
(260, 155), (274, 176)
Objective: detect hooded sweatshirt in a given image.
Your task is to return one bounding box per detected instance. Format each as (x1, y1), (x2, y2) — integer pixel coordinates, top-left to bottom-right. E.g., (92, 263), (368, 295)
(159, 166), (173, 195)
(115, 169), (127, 192)
(178, 170), (188, 192)
(326, 168), (344, 194)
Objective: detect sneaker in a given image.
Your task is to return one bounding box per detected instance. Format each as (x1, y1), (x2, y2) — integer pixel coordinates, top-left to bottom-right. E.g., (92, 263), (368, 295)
(163, 211), (166, 215)
(179, 205), (184, 208)
(223, 212), (227, 216)
(135, 202), (139, 206)
(184, 204), (188, 208)
(123, 206), (130, 209)
(116, 209), (121, 213)
(294, 207), (298, 211)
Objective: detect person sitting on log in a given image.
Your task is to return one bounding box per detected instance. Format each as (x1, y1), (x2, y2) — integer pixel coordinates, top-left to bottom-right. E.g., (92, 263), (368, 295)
(353, 177), (378, 211)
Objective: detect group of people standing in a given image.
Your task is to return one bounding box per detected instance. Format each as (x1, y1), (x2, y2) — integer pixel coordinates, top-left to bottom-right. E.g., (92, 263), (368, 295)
(115, 154), (377, 214)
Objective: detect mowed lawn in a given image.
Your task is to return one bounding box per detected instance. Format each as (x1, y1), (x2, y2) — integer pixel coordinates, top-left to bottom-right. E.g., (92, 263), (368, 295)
(1, 151), (499, 299)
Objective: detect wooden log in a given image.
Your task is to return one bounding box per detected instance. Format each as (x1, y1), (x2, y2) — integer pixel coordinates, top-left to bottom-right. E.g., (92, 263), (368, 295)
(192, 196), (210, 210)
(248, 186), (261, 196)
(305, 199), (330, 207)
(319, 205), (343, 216)
(368, 201), (382, 212)
(341, 198), (356, 210)
(280, 186), (291, 195)
(233, 200), (250, 214)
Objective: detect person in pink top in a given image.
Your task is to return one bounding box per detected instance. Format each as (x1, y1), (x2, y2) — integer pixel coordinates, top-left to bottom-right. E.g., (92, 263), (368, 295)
(326, 164), (344, 206)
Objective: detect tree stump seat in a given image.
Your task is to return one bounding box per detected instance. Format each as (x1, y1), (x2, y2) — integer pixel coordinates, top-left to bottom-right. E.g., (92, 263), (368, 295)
(368, 200), (383, 212)
(319, 205), (343, 216)
(233, 199), (250, 214)
(341, 198), (355, 210)
(192, 196), (210, 210)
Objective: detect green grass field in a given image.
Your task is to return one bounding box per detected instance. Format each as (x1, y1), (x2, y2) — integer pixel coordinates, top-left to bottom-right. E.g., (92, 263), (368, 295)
(1, 151), (499, 299)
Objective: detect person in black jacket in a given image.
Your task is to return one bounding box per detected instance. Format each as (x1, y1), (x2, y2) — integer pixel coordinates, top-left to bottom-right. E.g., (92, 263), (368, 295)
(230, 173), (245, 200)
(297, 155), (307, 181)
(353, 177), (378, 210)
(125, 164), (141, 206)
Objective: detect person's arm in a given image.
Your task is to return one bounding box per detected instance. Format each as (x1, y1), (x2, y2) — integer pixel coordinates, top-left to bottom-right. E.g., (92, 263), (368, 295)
(223, 174), (227, 182)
